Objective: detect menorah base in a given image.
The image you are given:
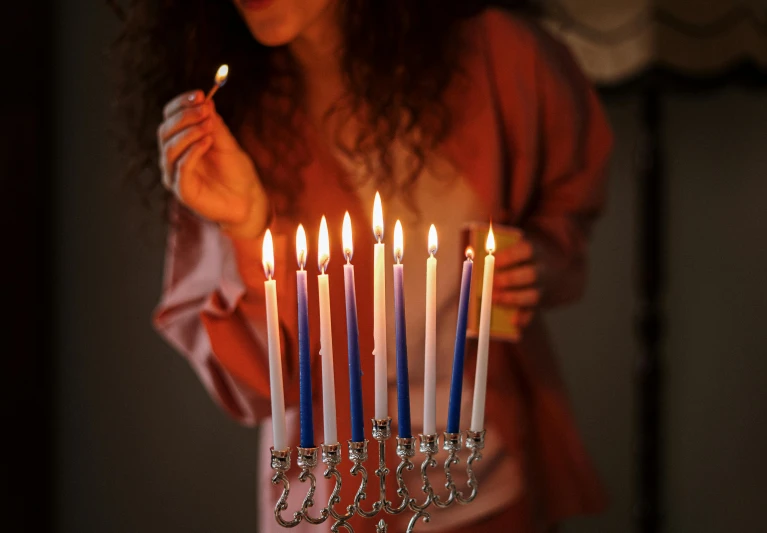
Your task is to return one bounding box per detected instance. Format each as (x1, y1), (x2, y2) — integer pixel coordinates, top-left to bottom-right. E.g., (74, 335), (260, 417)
(270, 419), (486, 532)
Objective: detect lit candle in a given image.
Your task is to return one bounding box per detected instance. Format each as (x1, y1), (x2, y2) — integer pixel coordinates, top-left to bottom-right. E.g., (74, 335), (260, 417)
(423, 224), (438, 436)
(470, 226), (495, 432)
(262, 229), (288, 450)
(447, 246), (473, 434)
(392, 220), (411, 438)
(372, 192), (388, 420)
(317, 216), (338, 445)
(343, 212), (365, 442)
(295, 224), (315, 448)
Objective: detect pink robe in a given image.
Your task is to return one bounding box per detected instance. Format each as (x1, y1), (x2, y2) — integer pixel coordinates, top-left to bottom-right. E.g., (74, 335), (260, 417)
(154, 9), (613, 532)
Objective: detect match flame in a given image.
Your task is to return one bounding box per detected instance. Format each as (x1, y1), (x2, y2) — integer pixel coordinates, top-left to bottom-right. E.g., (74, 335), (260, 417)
(428, 224), (438, 256)
(296, 224), (307, 270)
(486, 225), (495, 255)
(343, 211), (354, 262)
(465, 246), (475, 261)
(318, 216), (330, 273)
(372, 191), (384, 242)
(214, 64), (229, 86)
(262, 229), (274, 280)
(393, 220), (404, 263)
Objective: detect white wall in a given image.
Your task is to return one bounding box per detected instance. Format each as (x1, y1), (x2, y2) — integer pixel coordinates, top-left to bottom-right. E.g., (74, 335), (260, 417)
(53, 2), (767, 531)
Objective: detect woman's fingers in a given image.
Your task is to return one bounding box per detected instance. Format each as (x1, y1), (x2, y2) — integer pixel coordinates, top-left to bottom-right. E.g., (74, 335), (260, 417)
(163, 90), (204, 119)
(494, 264), (537, 289)
(494, 239), (534, 270)
(157, 101), (212, 143)
(172, 137), (249, 222)
(485, 234), (542, 335)
(173, 136), (214, 202)
(492, 287), (540, 307)
(160, 121), (214, 186)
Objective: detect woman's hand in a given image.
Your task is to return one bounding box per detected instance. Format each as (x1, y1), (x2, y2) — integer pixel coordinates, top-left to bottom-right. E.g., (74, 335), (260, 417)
(492, 235), (543, 332)
(157, 90), (269, 239)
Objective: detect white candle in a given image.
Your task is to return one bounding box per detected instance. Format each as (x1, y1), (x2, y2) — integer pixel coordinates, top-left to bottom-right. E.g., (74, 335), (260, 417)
(317, 216), (338, 445)
(423, 224), (438, 436)
(262, 229), (288, 450)
(372, 192), (388, 419)
(470, 225), (495, 432)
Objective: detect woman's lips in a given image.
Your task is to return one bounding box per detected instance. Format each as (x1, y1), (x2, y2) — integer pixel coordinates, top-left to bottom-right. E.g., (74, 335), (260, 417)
(240, 0), (275, 11)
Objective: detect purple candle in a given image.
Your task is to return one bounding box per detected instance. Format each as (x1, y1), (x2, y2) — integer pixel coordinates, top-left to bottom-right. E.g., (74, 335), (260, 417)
(296, 224), (315, 448)
(393, 220), (411, 438)
(446, 246), (474, 434)
(342, 212), (365, 443)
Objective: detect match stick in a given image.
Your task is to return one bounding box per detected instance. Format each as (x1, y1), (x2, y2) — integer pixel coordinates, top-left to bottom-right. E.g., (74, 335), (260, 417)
(205, 64), (229, 102)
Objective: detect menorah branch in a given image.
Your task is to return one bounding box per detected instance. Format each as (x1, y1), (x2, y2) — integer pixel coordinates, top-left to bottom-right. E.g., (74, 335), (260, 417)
(296, 447), (328, 524)
(322, 442), (356, 531)
(455, 430), (485, 504)
(348, 439), (374, 523)
(271, 447), (303, 528)
(387, 436), (415, 514)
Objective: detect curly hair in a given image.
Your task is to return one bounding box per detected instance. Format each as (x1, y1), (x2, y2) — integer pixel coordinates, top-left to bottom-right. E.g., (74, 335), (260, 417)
(108, 0), (536, 216)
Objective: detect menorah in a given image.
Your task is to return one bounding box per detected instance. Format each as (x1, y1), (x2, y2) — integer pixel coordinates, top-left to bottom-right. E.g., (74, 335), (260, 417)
(258, 196), (498, 531)
(270, 418), (485, 532)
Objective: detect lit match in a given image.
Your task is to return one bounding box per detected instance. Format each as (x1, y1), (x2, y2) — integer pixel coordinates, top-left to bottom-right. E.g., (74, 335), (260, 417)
(205, 64), (229, 102)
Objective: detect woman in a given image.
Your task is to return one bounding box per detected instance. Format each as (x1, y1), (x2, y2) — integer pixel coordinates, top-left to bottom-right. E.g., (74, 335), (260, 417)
(112, 1), (612, 531)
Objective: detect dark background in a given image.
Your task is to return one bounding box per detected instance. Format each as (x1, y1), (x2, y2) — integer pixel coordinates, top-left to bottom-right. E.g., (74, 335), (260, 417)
(5, 1), (767, 532)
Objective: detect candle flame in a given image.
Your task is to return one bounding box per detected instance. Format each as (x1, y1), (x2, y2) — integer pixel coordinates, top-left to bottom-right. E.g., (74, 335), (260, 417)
(372, 191), (384, 242)
(465, 246), (475, 261)
(262, 229), (274, 279)
(486, 225), (495, 254)
(318, 216), (330, 273)
(428, 224), (438, 256)
(393, 220), (404, 263)
(296, 224), (307, 269)
(342, 211), (354, 262)
(214, 64), (229, 86)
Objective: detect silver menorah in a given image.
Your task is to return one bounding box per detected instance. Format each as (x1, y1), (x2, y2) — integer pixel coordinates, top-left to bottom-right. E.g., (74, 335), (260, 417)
(270, 417), (485, 532)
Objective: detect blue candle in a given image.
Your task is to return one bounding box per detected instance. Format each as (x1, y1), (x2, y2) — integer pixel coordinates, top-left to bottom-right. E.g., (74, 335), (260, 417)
(446, 247), (474, 434)
(296, 225), (315, 448)
(393, 220), (411, 438)
(342, 212), (365, 443)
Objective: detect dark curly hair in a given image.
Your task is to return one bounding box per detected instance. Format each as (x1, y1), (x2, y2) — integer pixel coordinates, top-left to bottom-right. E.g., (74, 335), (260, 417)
(108, 0), (536, 216)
